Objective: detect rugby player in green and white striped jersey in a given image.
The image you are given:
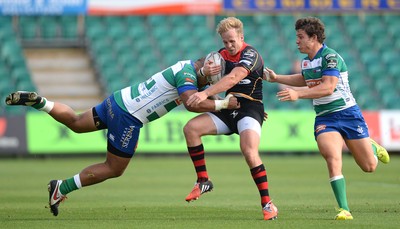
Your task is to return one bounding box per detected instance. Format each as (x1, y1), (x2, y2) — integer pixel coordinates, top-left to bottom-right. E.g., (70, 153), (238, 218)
(5, 57), (240, 216)
(263, 17), (389, 220)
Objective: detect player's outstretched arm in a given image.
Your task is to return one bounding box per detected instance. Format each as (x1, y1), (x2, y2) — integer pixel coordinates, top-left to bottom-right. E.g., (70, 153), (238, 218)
(181, 90), (240, 112)
(264, 67), (306, 87)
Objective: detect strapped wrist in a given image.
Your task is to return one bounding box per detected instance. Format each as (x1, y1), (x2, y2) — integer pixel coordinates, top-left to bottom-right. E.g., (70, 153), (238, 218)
(214, 99), (228, 111)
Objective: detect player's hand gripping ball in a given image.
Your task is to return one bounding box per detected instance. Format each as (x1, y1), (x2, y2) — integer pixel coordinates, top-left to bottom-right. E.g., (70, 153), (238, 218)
(205, 51), (225, 85)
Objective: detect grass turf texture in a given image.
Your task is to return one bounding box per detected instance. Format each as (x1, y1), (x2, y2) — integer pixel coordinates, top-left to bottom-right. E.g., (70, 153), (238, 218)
(0, 154), (399, 229)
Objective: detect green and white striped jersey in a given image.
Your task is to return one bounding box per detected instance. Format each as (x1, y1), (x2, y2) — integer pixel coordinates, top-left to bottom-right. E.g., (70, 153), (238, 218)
(113, 60), (198, 124)
(301, 44), (356, 116)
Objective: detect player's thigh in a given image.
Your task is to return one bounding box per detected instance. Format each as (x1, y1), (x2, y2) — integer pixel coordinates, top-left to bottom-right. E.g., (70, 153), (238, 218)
(184, 113), (218, 135)
(105, 151), (131, 175)
(238, 117), (261, 152)
(345, 137), (376, 171)
(75, 109), (98, 132)
(239, 129), (260, 153)
(316, 131), (344, 160)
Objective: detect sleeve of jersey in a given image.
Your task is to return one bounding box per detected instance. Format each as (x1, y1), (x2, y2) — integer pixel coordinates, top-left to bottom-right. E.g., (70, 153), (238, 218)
(237, 47), (261, 73)
(322, 54), (340, 77)
(176, 69), (198, 95)
(177, 85), (197, 95)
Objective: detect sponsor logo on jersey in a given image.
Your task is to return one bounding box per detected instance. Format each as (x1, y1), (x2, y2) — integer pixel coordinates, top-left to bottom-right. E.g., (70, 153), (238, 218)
(184, 77), (195, 86)
(325, 53), (337, 59)
(357, 125), (365, 136)
(240, 60), (252, 66)
(109, 133), (115, 142)
(230, 110), (239, 119)
(315, 124), (326, 134)
(138, 81), (158, 98)
(306, 79), (322, 88)
(151, 98), (170, 111)
(184, 72), (196, 79)
(302, 60), (309, 68)
(238, 79), (251, 85)
(243, 49), (256, 58)
(121, 125), (135, 148)
(326, 59), (337, 69)
(106, 97), (114, 119)
(175, 98), (182, 105)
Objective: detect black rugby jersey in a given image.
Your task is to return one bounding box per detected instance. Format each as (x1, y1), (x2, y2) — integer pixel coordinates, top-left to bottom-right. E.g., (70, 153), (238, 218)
(219, 43), (264, 102)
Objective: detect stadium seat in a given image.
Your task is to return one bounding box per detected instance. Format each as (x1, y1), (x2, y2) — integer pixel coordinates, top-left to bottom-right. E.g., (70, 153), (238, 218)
(125, 16), (145, 27)
(104, 16), (125, 28)
(1, 40), (23, 66)
(381, 88), (399, 109)
(112, 38), (132, 55)
(17, 16), (39, 39)
(151, 26), (170, 41)
(388, 63), (400, 77)
(0, 73), (12, 95)
(187, 15), (206, 27)
(38, 16), (60, 39)
(148, 15), (168, 27)
(79, 14), (398, 111)
(117, 52), (135, 70)
(0, 24), (15, 42)
(107, 24), (127, 41)
(60, 16), (78, 38)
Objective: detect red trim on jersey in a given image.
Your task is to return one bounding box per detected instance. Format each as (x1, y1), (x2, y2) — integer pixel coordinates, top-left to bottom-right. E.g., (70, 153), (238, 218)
(219, 42), (249, 62)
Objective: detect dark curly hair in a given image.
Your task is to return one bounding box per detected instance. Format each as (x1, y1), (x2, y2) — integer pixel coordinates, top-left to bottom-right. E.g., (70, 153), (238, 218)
(295, 17), (326, 44)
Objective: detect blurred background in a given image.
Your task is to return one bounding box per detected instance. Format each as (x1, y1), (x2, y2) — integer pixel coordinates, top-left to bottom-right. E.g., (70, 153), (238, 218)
(0, 0), (399, 156)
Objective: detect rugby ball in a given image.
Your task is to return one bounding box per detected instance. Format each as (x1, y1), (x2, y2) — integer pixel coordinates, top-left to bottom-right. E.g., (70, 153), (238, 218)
(205, 51), (225, 85)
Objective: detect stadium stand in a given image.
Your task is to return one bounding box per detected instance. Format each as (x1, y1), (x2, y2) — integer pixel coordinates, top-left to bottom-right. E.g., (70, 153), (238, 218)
(1, 14), (400, 115)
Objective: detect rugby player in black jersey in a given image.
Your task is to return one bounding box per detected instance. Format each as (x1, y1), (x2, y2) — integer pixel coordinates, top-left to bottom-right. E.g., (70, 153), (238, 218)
(184, 16), (278, 221)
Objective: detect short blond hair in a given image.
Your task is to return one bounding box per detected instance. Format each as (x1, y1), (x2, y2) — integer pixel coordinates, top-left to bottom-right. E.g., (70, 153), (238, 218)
(216, 17), (243, 35)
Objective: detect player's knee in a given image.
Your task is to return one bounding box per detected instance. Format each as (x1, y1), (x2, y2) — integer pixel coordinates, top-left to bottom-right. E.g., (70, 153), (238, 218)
(183, 122), (199, 137)
(110, 167), (126, 178)
(361, 162), (377, 173)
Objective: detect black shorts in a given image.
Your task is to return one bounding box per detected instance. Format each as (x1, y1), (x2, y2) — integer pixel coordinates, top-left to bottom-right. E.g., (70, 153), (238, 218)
(211, 97), (264, 134)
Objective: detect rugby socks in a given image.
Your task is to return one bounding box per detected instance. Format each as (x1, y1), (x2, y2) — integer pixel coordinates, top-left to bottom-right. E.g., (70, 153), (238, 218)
(188, 144), (209, 182)
(60, 174), (82, 195)
(32, 97), (54, 113)
(330, 175), (350, 211)
(251, 164), (271, 206)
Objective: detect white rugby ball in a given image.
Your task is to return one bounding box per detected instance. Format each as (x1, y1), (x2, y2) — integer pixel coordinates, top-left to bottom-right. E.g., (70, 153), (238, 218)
(205, 51), (225, 85)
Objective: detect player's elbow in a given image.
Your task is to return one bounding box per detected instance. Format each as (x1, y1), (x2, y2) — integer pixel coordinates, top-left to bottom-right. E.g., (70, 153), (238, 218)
(184, 103), (200, 113)
(326, 85), (336, 95)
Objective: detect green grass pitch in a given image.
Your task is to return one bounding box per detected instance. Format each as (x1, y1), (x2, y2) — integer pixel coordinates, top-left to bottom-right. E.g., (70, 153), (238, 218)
(0, 154), (399, 229)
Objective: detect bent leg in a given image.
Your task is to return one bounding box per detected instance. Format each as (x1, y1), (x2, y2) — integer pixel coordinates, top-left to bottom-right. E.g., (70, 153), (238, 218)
(184, 113), (217, 182)
(79, 152), (131, 187)
(183, 113), (217, 146)
(48, 103), (97, 133)
(345, 137), (377, 172)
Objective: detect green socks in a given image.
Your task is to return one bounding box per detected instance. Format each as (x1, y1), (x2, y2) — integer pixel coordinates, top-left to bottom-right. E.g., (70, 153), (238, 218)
(59, 174), (82, 195)
(32, 97), (54, 113)
(330, 175), (350, 211)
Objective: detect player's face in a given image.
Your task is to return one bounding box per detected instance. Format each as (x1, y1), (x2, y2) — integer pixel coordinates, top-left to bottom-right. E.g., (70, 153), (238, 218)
(220, 29), (244, 56)
(296, 29), (314, 55)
